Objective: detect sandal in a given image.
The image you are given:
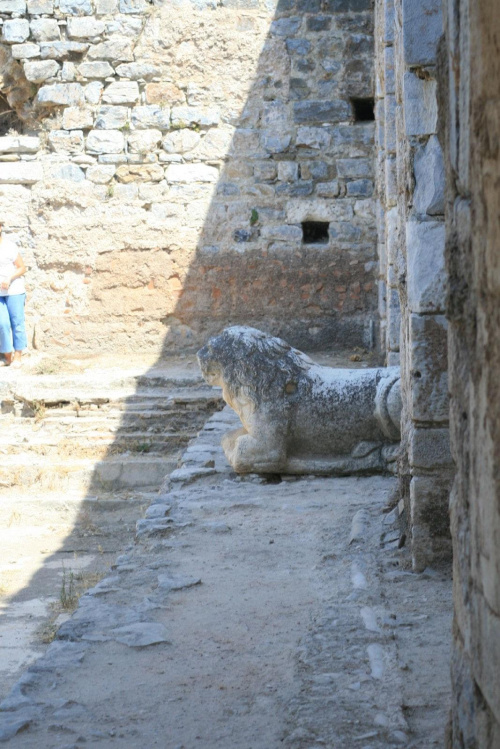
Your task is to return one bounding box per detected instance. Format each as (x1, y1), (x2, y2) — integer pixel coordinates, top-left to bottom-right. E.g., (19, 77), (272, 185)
(10, 359), (21, 369)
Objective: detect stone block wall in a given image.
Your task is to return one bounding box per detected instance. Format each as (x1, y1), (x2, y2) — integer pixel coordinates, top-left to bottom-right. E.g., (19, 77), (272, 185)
(374, 0), (452, 570)
(441, 0), (500, 744)
(0, 0), (377, 354)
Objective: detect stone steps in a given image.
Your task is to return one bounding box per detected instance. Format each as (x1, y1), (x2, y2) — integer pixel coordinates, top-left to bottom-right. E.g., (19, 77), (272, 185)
(0, 453), (179, 492)
(0, 357), (223, 493)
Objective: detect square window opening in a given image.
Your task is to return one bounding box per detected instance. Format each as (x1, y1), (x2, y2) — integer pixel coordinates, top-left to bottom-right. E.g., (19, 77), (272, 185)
(302, 221), (330, 245)
(351, 97), (375, 122)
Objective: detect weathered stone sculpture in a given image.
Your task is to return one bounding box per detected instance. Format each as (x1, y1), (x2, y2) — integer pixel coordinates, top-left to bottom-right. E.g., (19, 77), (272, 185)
(197, 326), (402, 475)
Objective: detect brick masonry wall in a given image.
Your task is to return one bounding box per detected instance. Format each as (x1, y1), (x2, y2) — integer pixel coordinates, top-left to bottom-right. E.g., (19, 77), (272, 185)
(441, 0), (500, 744)
(0, 0), (377, 354)
(374, 0), (452, 570)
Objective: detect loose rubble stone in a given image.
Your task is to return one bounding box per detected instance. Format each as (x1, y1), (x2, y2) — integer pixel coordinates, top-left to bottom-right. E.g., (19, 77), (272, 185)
(110, 623), (170, 648)
(157, 575), (202, 591)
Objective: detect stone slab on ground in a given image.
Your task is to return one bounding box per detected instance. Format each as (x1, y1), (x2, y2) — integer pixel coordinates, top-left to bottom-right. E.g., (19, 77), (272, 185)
(0, 408), (452, 747)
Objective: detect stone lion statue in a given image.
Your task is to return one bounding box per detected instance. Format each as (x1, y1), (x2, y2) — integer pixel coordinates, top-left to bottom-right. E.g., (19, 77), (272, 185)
(197, 326), (401, 475)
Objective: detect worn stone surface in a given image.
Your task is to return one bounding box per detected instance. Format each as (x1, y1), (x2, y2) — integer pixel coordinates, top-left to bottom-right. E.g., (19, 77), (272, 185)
(0, 404), (452, 748)
(198, 327), (401, 475)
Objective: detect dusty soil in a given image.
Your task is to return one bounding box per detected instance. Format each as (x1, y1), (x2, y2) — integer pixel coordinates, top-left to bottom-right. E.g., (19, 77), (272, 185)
(0, 408), (453, 748)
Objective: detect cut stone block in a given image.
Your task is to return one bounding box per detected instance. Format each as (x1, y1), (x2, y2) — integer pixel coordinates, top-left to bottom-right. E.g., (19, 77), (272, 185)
(402, 0), (443, 66)
(48, 129), (84, 153)
(162, 130), (200, 154)
(59, 0), (92, 12)
(0, 135), (39, 153)
(87, 38), (133, 62)
(409, 427), (452, 470)
(403, 72), (438, 136)
(0, 0), (26, 11)
(296, 126), (331, 149)
(406, 220), (446, 313)
(165, 163), (218, 183)
(86, 129), (125, 154)
(40, 41), (89, 59)
(94, 105), (128, 129)
(130, 105), (170, 130)
(171, 106), (220, 127)
(62, 107), (95, 131)
(11, 42), (40, 59)
(86, 164), (115, 183)
(27, 0), (53, 11)
(2, 19), (30, 44)
(0, 162), (43, 183)
(36, 82), (85, 107)
(127, 129), (162, 153)
(24, 60), (59, 83)
(67, 18), (106, 39)
(409, 313), (448, 423)
(413, 135), (445, 216)
(293, 100), (351, 123)
(115, 63), (159, 80)
(103, 81), (140, 104)
(77, 61), (114, 79)
(30, 19), (60, 42)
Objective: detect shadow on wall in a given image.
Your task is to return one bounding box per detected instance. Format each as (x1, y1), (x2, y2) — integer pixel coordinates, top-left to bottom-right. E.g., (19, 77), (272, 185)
(2, 0), (378, 698)
(29, 0), (377, 355)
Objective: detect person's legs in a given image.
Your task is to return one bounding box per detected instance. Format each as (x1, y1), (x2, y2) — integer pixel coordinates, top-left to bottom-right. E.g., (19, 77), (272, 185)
(0, 296), (13, 362)
(5, 294), (27, 364)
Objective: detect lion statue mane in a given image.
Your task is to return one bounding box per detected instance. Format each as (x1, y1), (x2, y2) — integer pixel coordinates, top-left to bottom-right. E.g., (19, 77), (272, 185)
(197, 326), (401, 475)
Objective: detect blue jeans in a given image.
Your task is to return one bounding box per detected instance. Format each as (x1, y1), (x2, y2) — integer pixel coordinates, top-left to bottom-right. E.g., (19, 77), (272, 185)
(0, 294), (27, 353)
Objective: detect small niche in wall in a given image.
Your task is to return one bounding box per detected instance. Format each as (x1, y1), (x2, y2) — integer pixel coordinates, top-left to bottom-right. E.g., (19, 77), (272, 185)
(302, 221), (330, 245)
(351, 97), (375, 122)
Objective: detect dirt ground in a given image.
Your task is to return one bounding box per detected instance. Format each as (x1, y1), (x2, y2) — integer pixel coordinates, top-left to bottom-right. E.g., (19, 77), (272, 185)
(0, 407), (452, 748)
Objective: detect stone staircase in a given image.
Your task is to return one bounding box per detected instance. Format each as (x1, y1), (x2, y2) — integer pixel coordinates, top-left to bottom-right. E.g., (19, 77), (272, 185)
(0, 359), (222, 495)
(0, 356), (223, 698)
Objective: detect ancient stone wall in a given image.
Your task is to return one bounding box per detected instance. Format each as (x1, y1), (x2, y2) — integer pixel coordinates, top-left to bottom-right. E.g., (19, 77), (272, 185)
(374, 0), (452, 570)
(0, 0), (377, 354)
(441, 0), (500, 744)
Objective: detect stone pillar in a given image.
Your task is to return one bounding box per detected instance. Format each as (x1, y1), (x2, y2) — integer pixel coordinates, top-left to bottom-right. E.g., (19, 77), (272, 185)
(441, 0), (500, 744)
(375, 0), (453, 569)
